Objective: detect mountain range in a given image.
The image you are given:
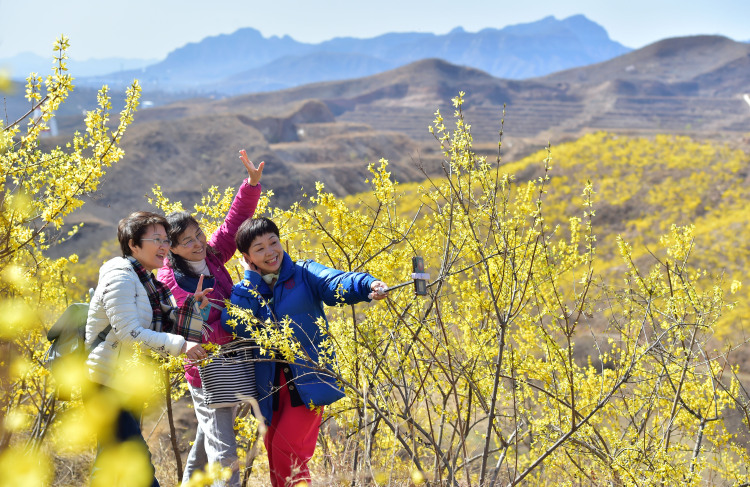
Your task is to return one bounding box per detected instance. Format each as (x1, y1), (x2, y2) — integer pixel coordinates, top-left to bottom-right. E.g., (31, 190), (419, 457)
(49, 15), (629, 95)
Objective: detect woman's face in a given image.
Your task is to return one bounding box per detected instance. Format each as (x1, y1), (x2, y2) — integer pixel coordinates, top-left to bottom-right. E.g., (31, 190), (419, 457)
(129, 224), (171, 271)
(243, 232), (283, 275)
(170, 223), (207, 262)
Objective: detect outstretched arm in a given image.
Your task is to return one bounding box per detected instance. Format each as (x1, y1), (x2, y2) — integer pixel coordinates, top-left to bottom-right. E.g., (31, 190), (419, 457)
(304, 261), (387, 305)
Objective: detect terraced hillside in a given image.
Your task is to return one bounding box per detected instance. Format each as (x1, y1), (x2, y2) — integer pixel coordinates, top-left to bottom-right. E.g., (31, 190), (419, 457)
(581, 96), (749, 132)
(336, 101), (594, 141)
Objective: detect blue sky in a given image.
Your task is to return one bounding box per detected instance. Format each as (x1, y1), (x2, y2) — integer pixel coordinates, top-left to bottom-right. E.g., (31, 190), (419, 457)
(1, 0), (748, 60)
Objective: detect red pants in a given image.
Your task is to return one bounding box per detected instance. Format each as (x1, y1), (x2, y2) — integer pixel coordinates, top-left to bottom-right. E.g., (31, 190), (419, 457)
(264, 373), (323, 487)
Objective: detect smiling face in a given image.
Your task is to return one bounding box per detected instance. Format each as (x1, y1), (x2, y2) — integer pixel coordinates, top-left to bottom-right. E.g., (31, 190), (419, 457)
(242, 232), (283, 275)
(129, 224), (170, 271)
(170, 223), (207, 262)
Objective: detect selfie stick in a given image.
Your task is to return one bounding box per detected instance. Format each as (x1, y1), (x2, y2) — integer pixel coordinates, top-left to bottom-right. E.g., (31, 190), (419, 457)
(380, 256), (429, 296)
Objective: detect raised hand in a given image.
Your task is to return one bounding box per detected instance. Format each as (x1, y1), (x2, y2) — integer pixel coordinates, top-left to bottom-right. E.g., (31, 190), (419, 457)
(194, 274), (215, 310)
(239, 149), (265, 186)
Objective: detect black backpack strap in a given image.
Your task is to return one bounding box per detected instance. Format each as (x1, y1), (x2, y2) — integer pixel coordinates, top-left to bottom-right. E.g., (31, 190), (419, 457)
(88, 325), (112, 351)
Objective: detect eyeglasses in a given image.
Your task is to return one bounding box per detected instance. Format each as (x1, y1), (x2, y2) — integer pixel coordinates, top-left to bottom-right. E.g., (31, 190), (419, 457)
(179, 230), (204, 248)
(142, 237), (172, 247)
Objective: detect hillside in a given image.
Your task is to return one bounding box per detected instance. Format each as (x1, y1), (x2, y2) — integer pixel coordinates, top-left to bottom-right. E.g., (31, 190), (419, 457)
(540, 35), (750, 96)
(140, 36), (748, 143)
(340, 131), (750, 344)
(43, 35), (750, 259)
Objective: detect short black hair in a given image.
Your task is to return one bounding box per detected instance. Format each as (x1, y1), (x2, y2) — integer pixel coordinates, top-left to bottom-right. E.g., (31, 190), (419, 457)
(117, 211), (169, 257)
(235, 217), (280, 254)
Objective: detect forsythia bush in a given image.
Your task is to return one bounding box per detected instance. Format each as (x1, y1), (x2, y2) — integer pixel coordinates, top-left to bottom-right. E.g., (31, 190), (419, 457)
(0, 37), (140, 485)
(223, 94), (749, 486)
(3, 43), (748, 487)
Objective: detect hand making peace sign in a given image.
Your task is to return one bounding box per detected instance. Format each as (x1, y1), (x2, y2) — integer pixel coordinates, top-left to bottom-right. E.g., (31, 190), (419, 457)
(193, 274), (214, 311)
(181, 275), (214, 360)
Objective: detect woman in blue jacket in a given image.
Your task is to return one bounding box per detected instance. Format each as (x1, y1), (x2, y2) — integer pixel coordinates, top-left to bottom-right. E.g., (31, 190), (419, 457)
(221, 217), (387, 487)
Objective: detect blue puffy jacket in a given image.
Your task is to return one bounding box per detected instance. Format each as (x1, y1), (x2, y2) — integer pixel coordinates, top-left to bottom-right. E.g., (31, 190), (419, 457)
(221, 251), (376, 424)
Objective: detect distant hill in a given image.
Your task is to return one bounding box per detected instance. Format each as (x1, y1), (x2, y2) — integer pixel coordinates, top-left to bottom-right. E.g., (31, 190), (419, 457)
(41, 35), (750, 260)
(0, 52), (157, 78)
(540, 35), (750, 96)
(207, 52), (395, 95)
(73, 15), (629, 94)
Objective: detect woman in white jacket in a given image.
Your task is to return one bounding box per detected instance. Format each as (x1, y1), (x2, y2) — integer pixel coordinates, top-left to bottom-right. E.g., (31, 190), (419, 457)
(86, 211), (210, 487)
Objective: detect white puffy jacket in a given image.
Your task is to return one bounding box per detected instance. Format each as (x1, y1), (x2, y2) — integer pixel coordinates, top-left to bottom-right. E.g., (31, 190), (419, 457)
(86, 257), (190, 387)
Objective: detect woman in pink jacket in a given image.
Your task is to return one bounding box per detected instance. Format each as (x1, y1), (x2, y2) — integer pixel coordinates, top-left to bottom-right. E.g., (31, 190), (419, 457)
(157, 150), (264, 487)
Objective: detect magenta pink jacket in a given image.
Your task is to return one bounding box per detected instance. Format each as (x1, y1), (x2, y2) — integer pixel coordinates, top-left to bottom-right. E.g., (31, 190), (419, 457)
(157, 180), (261, 387)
